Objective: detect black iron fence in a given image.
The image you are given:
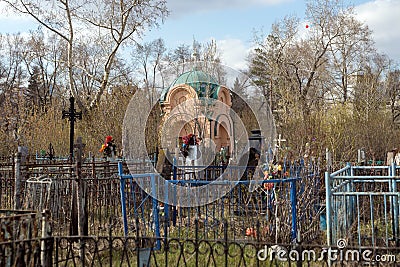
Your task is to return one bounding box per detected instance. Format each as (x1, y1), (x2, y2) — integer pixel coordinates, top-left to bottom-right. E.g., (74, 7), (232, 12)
(0, 158), (150, 236)
(4, 156), (399, 266)
(2, 217), (399, 267)
(2, 156), (325, 242)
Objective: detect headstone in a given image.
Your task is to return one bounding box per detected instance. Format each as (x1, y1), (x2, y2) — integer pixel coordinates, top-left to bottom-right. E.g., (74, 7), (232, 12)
(386, 151), (394, 165)
(395, 152), (400, 165)
(138, 248), (151, 267)
(249, 129), (263, 152)
(320, 212), (327, 231)
(48, 143), (55, 160)
(18, 146), (29, 163)
(358, 149), (366, 164)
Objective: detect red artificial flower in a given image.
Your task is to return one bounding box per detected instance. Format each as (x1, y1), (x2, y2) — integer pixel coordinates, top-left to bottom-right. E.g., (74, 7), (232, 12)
(264, 183), (274, 190)
(245, 227), (257, 237)
(105, 135), (113, 143)
(99, 144), (107, 152)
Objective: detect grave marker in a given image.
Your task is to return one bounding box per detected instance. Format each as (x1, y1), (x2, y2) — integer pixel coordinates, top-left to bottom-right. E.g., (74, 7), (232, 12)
(62, 96), (82, 161)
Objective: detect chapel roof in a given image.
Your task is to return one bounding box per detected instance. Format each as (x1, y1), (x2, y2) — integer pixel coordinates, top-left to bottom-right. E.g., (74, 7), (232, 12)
(160, 69), (220, 102)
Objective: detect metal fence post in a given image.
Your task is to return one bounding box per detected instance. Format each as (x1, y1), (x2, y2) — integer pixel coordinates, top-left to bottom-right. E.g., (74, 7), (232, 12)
(118, 162), (129, 237)
(195, 218), (199, 266)
(164, 179), (169, 226)
(135, 217), (140, 267)
(172, 157), (177, 226)
(290, 179), (297, 242)
(151, 174), (161, 250)
(325, 171), (331, 247)
(41, 209), (52, 267)
(390, 162), (399, 246)
(224, 219), (228, 267)
(14, 152), (21, 210)
(172, 157), (177, 179)
(108, 216), (113, 267)
(75, 137), (86, 237)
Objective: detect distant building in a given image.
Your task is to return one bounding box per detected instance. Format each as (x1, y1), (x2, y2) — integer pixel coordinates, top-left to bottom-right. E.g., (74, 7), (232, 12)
(159, 69), (234, 156)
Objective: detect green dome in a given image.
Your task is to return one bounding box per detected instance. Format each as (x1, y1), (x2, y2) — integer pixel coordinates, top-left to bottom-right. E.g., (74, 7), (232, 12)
(160, 69), (220, 102)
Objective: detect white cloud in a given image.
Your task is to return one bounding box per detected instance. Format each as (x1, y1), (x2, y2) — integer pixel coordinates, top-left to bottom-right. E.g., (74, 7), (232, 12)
(0, 2), (27, 20)
(0, 2), (38, 34)
(355, 0), (400, 63)
(0, 2), (12, 20)
(216, 38), (252, 71)
(167, 0), (291, 18)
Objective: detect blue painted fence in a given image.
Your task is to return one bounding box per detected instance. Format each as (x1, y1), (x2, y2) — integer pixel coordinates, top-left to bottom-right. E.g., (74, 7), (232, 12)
(118, 158), (322, 245)
(325, 163), (400, 247)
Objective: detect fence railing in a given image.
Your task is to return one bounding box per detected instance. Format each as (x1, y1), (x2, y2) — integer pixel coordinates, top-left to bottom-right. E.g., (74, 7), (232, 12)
(2, 155), (323, 245)
(4, 157), (400, 265)
(2, 217), (399, 266)
(325, 163), (400, 247)
(0, 209), (52, 267)
(0, 158), (153, 236)
(118, 161), (324, 246)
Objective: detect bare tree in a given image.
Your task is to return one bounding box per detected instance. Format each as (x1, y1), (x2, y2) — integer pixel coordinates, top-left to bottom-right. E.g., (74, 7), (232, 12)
(248, 0), (393, 157)
(352, 53), (389, 120)
(0, 33), (29, 150)
(326, 10), (375, 102)
(132, 38), (166, 107)
(164, 44), (192, 76)
(22, 29), (66, 111)
(385, 68), (400, 124)
(2, 0), (168, 112)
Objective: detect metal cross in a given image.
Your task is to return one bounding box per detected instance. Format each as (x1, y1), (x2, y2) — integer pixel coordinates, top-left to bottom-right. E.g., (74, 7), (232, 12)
(62, 96), (82, 161)
(274, 134), (286, 148)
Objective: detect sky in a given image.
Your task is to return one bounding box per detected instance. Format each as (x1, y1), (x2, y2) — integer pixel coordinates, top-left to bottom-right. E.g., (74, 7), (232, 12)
(142, 0), (400, 70)
(1, 0), (399, 70)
